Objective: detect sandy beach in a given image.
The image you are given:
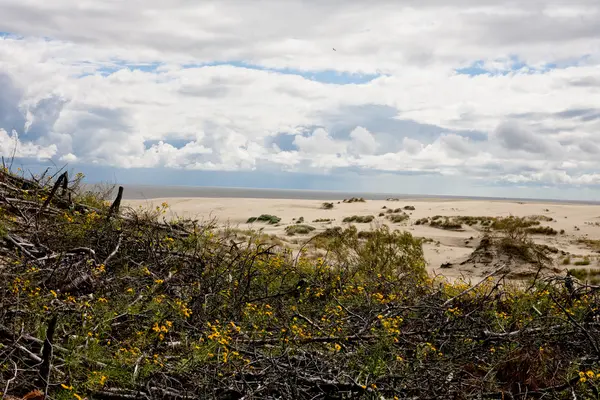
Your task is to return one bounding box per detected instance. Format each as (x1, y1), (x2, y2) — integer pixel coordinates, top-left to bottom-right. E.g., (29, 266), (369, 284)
(124, 197), (600, 280)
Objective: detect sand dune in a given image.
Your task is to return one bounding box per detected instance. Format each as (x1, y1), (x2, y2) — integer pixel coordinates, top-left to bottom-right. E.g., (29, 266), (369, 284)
(124, 197), (600, 280)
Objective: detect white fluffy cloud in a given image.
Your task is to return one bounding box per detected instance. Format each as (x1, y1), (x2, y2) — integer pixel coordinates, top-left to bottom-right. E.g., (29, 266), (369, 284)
(1, 0), (600, 192)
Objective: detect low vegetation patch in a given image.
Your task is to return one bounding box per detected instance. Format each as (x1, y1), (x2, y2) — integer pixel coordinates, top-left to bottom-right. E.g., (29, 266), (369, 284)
(342, 197), (366, 203)
(430, 218), (463, 230)
(403, 205), (416, 210)
(525, 226), (558, 235)
(321, 202), (334, 209)
(574, 256), (592, 266)
(285, 224), (316, 236)
(313, 218), (333, 223)
(247, 214), (281, 224)
(342, 215), (375, 223)
(569, 267), (600, 283)
(577, 238), (600, 251)
(387, 213), (409, 223)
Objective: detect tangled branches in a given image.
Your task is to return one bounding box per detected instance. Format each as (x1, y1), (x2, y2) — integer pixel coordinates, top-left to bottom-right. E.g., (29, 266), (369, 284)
(1, 168), (600, 399)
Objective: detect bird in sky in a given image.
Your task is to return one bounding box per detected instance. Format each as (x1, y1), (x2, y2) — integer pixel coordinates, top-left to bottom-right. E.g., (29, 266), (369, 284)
(332, 48), (336, 51)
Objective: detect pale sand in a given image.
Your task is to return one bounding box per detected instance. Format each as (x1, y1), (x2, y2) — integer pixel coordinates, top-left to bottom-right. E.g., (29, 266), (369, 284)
(124, 197), (600, 279)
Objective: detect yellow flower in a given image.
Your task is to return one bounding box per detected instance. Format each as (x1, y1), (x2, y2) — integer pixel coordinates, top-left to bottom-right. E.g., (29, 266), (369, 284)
(50, 290), (57, 298)
(97, 297), (108, 303)
(579, 371), (585, 378)
(126, 288), (134, 294)
(61, 384), (73, 390)
(586, 370), (595, 378)
(73, 393), (83, 400)
(580, 377), (587, 383)
(159, 333), (165, 341)
(155, 279), (164, 284)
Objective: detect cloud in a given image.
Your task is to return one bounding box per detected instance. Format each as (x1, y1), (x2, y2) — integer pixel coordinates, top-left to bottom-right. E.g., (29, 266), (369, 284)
(1, 1), (600, 195)
(493, 121), (558, 154)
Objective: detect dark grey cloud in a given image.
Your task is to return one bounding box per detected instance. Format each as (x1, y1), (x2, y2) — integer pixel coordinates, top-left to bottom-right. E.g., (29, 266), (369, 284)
(0, 73), (26, 132)
(494, 121), (555, 154)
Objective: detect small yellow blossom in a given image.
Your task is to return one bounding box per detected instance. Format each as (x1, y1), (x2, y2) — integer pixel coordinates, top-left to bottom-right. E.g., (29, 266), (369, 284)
(586, 370), (595, 378)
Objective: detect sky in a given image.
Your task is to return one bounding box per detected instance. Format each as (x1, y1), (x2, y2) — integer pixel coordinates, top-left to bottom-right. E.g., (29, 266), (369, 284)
(1, 0), (600, 199)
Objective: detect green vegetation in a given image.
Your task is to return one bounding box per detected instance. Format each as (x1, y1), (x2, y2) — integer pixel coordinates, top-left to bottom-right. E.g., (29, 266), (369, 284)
(321, 202), (334, 209)
(386, 213), (409, 223)
(577, 238), (600, 251)
(342, 197), (366, 203)
(568, 267), (600, 284)
(285, 224), (316, 236)
(342, 215), (375, 223)
(247, 214), (281, 224)
(491, 216), (540, 230)
(313, 218), (333, 223)
(296, 216), (305, 224)
(525, 226), (558, 235)
(2, 168), (600, 399)
(430, 218), (463, 230)
(574, 256), (591, 266)
(403, 205), (416, 211)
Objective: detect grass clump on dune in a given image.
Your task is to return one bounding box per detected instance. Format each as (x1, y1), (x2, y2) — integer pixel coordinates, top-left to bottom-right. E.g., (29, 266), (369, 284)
(525, 226), (558, 235)
(343, 215), (375, 223)
(321, 202), (334, 209)
(387, 213), (409, 223)
(247, 214), (281, 224)
(342, 197), (366, 203)
(285, 224), (316, 236)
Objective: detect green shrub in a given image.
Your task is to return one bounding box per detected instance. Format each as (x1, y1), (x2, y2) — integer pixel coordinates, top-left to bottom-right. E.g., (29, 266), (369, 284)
(574, 257), (591, 266)
(247, 214), (281, 224)
(343, 197), (366, 203)
(387, 213), (409, 223)
(343, 215), (375, 223)
(525, 226), (558, 235)
(285, 224), (316, 236)
(321, 202), (334, 209)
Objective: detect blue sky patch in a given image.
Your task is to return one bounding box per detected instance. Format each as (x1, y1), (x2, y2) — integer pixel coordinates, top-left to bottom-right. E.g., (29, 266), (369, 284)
(183, 61), (381, 85)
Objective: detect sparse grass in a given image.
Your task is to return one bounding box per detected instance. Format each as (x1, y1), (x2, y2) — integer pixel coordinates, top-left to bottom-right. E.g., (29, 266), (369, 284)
(525, 226), (558, 235)
(247, 214), (282, 224)
(321, 202), (334, 209)
(296, 216), (305, 224)
(386, 208), (403, 214)
(574, 257), (591, 266)
(454, 216), (496, 226)
(415, 218), (429, 225)
(313, 218), (333, 223)
(562, 256), (571, 265)
(387, 213), (409, 223)
(430, 218), (462, 230)
(569, 267), (600, 282)
(285, 224), (316, 236)
(342, 197), (366, 203)
(492, 216), (540, 231)
(403, 205), (415, 211)
(343, 215), (375, 223)
(577, 238), (600, 251)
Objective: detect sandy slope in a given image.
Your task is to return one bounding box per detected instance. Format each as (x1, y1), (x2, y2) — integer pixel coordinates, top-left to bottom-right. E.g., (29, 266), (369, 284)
(124, 197), (600, 279)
